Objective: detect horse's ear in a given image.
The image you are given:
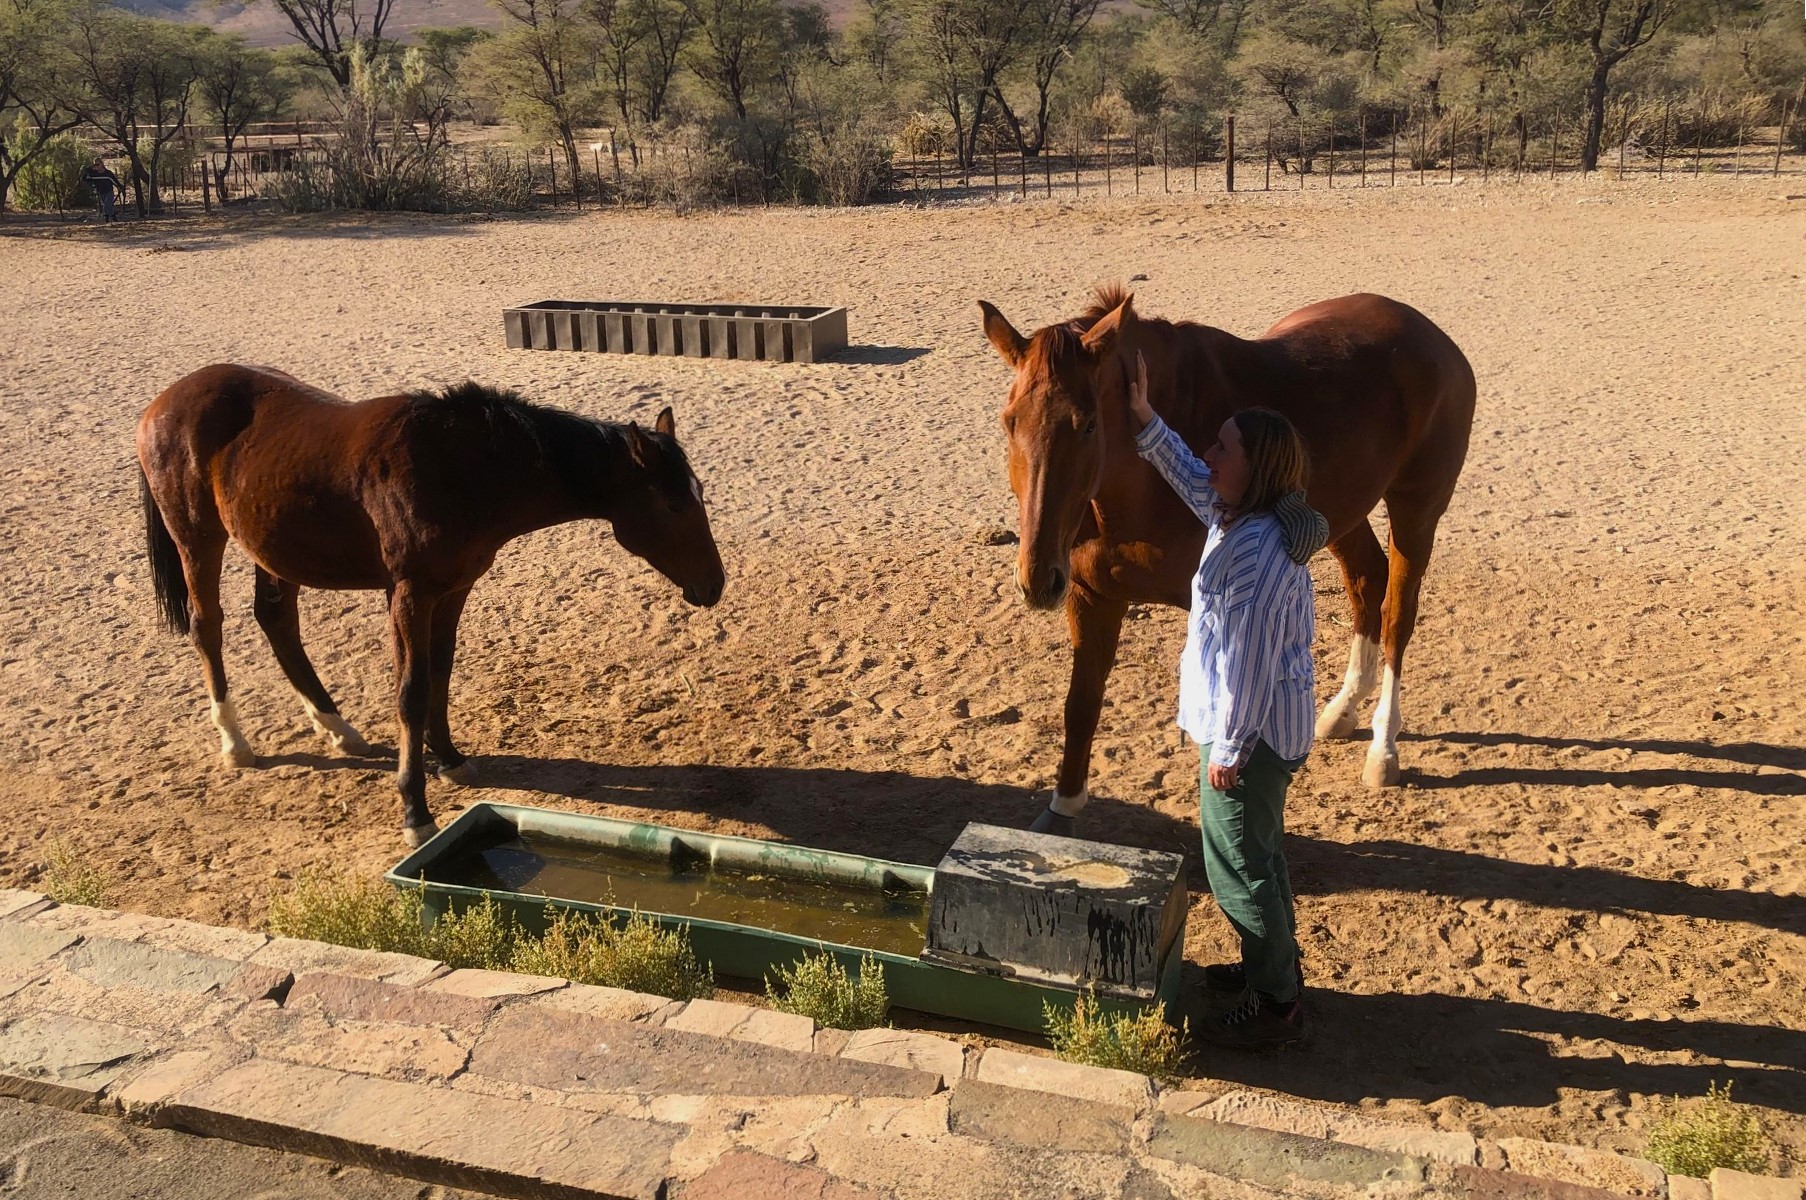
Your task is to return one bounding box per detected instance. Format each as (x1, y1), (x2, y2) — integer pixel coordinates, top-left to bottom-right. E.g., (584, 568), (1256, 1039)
(654, 406), (676, 437)
(1080, 294), (1136, 361)
(624, 421), (652, 467)
(979, 300), (1028, 368)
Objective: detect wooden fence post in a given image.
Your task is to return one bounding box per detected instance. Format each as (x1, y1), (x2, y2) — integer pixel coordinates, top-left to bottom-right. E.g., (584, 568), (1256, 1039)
(1775, 100), (1795, 176)
(1264, 128), (1271, 190)
(1298, 115), (1306, 189)
(1327, 121), (1334, 188)
(1391, 112), (1398, 186)
(1359, 109), (1368, 187)
(1225, 115), (1235, 193)
(1073, 132), (1081, 197)
(1448, 114), (1457, 183)
(1161, 125), (1169, 192)
(1105, 135), (1113, 195)
(1656, 107), (1668, 179)
(1132, 120), (1141, 194)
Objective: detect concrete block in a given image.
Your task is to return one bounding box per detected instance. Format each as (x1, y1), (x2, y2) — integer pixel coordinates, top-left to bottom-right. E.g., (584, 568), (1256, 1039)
(0, 1012), (155, 1109)
(1710, 1170), (1800, 1200)
(246, 936), (445, 985)
(1670, 1177), (1712, 1200)
(468, 1005), (941, 1099)
(62, 937), (242, 994)
(536, 982), (679, 1023)
(110, 1045), (242, 1118)
(1146, 1112), (1425, 1191)
(1156, 1089), (1221, 1118)
(424, 968), (566, 999)
(839, 1028), (963, 1086)
(284, 972), (498, 1030)
(0, 923), (80, 974)
(814, 1027), (852, 1057)
(26, 908), (268, 961)
(225, 1003), (470, 1085)
(664, 997), (752, 1039)
(0, 957), (245, 1037)
(1497, 1137), (1668, 1197)
(224, 963), (293, 1003)
(1204, 1089), (1478, 1166)
(923, 822), (1185, 998)
(678, 1149), (881, 1200)
(1456, 1166), (1644, 1200)
(161, 1058), (681, 1200)
(730, 1008), (816, 1054)
(949, 1079), (1133, 1154)
(973, 1047), (1154, 1111)
(0, 889), (50, 921)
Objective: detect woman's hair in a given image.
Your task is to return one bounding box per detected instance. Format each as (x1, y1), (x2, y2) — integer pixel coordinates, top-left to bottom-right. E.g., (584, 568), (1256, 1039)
(1229, 407), (1311, 516)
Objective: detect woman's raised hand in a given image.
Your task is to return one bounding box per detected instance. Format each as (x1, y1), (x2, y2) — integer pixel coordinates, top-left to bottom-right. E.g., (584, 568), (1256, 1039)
(1128, 351), (1156, 432)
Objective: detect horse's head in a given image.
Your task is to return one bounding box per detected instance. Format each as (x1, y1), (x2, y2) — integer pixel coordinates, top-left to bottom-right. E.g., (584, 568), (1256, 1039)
(610, 407), (726, 608)
(979, 293), (1136, 610)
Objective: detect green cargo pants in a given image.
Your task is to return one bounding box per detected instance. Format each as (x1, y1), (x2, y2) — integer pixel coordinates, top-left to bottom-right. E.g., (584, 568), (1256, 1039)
(1199, 741), (1303, 1003)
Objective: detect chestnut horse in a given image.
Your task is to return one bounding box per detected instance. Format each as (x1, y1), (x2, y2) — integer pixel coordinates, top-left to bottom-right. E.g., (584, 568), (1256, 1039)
(980, 288), (1474, 830)
(137, 364), (725, 845)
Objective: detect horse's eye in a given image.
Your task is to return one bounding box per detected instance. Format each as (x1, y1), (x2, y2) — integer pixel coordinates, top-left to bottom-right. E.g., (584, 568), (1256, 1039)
(1083, 418), (1097, 437)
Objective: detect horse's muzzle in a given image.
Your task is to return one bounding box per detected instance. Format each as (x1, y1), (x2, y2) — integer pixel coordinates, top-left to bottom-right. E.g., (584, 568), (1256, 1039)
(1020, 563), (1069, 611)
(683, 578), (724, 607)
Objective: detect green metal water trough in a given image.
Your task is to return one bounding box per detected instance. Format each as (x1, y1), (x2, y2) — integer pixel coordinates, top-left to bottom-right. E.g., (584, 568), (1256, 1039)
(387, 802), (1183, 1034)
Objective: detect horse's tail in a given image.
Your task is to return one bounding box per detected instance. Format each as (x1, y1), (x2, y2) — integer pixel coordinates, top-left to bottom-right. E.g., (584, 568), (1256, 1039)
(140, 467), (190, 636)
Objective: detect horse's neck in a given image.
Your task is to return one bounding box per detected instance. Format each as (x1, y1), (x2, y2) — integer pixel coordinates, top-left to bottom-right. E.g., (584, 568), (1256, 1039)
(519, 415), (641, 531)
(1155, 323), (1269, 447)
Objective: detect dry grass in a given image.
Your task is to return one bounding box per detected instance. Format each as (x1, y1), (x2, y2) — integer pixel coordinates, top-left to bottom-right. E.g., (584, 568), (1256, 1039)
(1646, 1082), (1772, 1178)
(42, 841), (113, 908)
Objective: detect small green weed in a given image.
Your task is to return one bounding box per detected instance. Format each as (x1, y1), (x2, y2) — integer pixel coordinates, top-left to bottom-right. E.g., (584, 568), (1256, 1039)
(1044, 990), (1189, 1080)
(1646, 1082), (1770, 1178)
(766, 951), (889, 1030)
(508, 908), (715, 1000)
(43, 841), (114, 908)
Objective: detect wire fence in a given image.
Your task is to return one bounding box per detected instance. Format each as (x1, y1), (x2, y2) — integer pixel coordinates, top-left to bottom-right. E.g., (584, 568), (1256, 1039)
(34, 102), (1806, 224)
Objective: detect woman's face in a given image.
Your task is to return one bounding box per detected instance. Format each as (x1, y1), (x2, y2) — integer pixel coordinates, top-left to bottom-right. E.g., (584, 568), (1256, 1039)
(1204, 417), (1250, 508)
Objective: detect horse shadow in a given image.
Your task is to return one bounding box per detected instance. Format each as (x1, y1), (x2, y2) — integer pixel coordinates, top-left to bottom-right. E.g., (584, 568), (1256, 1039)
(827, 345), (933, 366)
(1400, 729), (1806, 793)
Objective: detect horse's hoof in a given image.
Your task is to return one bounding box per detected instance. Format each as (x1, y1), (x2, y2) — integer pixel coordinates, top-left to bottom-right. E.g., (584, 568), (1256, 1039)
(402, 821), (439, 849)
(312, 712), (371, 756)
(221, 744), (256, 769)
(1028, 808), (1075, 838)
(438, 760), (476, 787)
(1361, 752), (1400, 789)
(1315, 704), (1360, 741)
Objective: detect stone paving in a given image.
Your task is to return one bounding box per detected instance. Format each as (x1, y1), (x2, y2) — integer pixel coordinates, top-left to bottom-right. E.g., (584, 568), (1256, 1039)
(0, 887), (1798, 1200)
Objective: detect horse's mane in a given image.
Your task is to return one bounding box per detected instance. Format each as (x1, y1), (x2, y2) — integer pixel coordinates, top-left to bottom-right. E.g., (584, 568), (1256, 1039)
(1024, 282), (1141, 370)
(1080, 282), (1133, 323)
(405, 382), (633, 488)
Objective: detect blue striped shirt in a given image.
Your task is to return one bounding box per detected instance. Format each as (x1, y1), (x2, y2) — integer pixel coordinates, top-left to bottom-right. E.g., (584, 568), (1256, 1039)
(1135, 415), (1317, 769)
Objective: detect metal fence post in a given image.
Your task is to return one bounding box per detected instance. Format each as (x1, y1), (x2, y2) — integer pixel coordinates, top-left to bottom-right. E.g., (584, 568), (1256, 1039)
(1225, 116), (1234, 193)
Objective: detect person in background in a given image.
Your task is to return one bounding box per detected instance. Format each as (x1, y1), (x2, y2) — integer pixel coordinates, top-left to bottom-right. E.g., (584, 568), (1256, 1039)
(82, 158), (122, 223)
(1126, 351), (1329, 1048)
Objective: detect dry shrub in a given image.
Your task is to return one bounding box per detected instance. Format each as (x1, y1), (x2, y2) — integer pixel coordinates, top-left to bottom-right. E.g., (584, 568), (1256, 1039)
(1044, 990), (1188, 1080)
(43, 841), (113, 907)
(766, 951), (889, 1029)
(1646, 1082), (1771, 1178)
(508, 907), (715, 1000)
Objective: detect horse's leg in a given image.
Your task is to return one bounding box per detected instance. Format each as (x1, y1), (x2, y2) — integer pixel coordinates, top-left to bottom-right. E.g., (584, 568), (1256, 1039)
(388, 581), (439, 845)
(1316, 522), (1389, 740)
(182, 533), (254, 767)
(252, 566), (370, 756)
(426, 586), (473, 785)
(1029, 584), (1129, 835)
(1365, 499), (1445, 788)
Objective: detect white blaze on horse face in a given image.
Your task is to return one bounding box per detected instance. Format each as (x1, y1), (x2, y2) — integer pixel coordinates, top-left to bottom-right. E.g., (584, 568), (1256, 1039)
(211, 699), (254, 767)
(1049, 788), (1089, 816)
(688, 473), (703, 506)
(1316, 634), (1381, 740)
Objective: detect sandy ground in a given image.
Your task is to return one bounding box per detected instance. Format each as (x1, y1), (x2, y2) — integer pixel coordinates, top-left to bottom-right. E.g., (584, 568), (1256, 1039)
(1, 178), (1802, 1167)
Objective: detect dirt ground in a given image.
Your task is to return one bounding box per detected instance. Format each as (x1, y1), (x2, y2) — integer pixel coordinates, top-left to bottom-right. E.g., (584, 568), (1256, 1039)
(1, 178), (1801, 1168)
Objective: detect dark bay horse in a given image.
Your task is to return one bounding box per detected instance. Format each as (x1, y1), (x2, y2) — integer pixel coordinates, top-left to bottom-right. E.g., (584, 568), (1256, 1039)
(980, 287), (1474, 827)
(137, 364), (725, 845)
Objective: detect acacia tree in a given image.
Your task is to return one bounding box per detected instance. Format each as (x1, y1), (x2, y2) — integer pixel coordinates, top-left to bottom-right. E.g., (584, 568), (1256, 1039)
(1565, 0), (1679, 168)
(70, 8), (201, 215)
(0, 0), (84, 215)
(258, 0), (397, 88)
(196, 35), (287, 203)
(910, 0), (1028, 170)
(992, 0), (1102, 155)
(482, 0), (597, 186)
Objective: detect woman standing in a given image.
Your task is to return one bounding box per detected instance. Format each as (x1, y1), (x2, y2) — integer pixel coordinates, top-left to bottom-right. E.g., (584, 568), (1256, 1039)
(1128, 352), (1328, 1048)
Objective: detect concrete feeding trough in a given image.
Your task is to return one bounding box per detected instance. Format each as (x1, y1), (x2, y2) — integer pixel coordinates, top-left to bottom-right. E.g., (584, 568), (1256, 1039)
(503, 300), (848, 363)
(922, 823), (1187, 1002)
(389, 805), (1184, 1033)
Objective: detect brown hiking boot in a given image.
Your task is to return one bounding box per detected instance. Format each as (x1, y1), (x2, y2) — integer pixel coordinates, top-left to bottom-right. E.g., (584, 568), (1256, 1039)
(1198, 989), (1306, 1048)
(1202, 958), (1305, 995)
